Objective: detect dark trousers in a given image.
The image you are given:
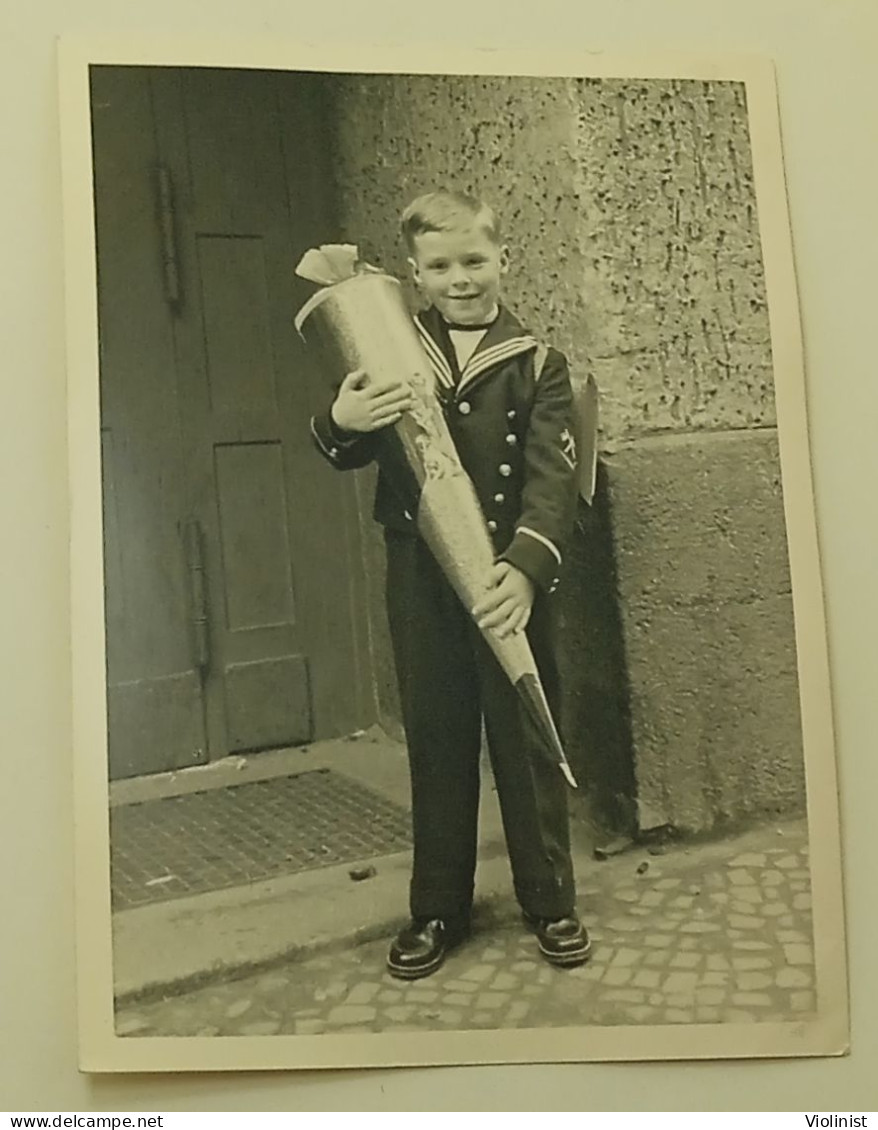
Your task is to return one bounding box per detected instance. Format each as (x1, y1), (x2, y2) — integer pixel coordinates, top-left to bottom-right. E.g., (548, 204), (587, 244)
(384, 529), (576, 922)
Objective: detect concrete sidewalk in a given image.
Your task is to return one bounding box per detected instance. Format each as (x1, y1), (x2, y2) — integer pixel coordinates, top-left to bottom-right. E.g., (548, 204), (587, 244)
(111, 728), (599, 1002)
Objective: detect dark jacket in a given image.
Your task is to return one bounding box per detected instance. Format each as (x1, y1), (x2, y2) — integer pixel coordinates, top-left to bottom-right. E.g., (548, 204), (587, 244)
(310, 304), (579, 593)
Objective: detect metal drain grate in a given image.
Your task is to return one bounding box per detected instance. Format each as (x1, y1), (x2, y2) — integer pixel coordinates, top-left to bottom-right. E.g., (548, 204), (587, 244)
(110, 768), (412, 910)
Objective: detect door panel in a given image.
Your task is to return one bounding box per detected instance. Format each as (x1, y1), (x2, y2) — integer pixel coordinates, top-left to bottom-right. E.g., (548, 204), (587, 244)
(93, 65), (376, 778)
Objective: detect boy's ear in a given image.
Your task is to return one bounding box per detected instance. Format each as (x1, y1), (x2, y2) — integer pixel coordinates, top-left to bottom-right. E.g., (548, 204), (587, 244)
(407, 255), (422, 289)
(498, 244), (510, 274)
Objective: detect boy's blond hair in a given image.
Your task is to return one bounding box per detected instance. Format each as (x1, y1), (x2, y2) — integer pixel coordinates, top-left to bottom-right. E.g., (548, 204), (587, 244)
(401, 190), (501, 254)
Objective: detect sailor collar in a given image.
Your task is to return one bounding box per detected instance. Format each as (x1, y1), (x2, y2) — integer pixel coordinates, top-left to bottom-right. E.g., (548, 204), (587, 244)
(415, 305), (538, 398)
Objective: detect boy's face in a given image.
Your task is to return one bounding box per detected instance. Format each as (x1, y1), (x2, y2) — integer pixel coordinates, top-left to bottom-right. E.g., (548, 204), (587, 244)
(409, 223), (509, 326)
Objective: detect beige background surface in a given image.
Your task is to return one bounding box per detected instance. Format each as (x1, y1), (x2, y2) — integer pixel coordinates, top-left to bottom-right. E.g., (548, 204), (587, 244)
(2, 0), (875, 1113)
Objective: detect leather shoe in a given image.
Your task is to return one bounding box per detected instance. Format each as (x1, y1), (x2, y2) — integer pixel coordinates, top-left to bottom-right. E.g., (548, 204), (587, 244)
(523, 912), (591, 968)
(386, 917), (467, 980)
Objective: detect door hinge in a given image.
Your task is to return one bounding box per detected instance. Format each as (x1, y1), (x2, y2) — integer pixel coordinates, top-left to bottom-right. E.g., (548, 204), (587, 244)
(155, 165), (182, 311)
(183, 519), (210, 672)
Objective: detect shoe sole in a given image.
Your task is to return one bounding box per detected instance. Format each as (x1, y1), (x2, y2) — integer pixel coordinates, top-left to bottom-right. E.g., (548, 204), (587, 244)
(536, 936), (592, 968)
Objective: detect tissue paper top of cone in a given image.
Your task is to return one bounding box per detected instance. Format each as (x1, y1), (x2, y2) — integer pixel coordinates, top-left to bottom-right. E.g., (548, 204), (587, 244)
(294, 244), (395, 334)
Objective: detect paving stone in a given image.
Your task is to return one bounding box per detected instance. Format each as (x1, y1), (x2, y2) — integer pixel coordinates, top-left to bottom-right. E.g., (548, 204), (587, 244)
(482, 947), (507, 962)
(472, 1011), (495, 1026)
(459, 964), (496, 984)
(602, 966), (633, 986)
(666, 992), (697, 1009)
(255, 973), (290, 993)
(776, 930), (809, 944)
(442, 992), (473, 1007)
(707, 955), (731, 971)
(724, 1008), (756, 1022)
(327, 1005), (378, 1025)
(776, 855), (798, 869)
(610, 947), (641, 967)
(665, 1008), (695, 1023)
(783, 944), (813, 966)
(614, 888), (641, 903)
(474, 992), (507, 1010)
(384, 1005), (414, 1022)
(727, 915), (766, 931)
(663, 971), (699, 993)
(627, 907), (651, 917)
(406, 989), (439, 1005)
(648, 993), (665, 1007)
(696, 1006), (721, 1023)
(225, 999), (252, 1019)
(295, 1019), (326, 1035)
(729, 853), (767, 867)
(762, 902), (789, 918)
(695, 987), (727, 1006)
(731, 887), (763, 905)
(708, 892), (730, 905)
(732, 940), (772, 951)
(731, 901), (761, 916)
(735, 972), (773, 991)
(680, 920), (721, 934)
(731, 992), (773, 1007)
(731, 956), (772, 971)
(669, 952), (701, 970)
(574, 963), (605, 981)
(602, 989), (647, 1004)
(625, 1006), (656, 1023)
(669, 895), (696, 909)
(777, 915), (796, 928)
(510, 960), (539, 974)
(506, 1001), (531, 1024)
(639, 891), (666, 907)
(444, 979), (479, 993)
(790, 881), (809, 893)
(377, 989), (403, 1004)
(240, 1020), (282, 1036)
(346, 982), (381, 1006)
(644, 933), (674, 948)
(789, 869), (811, 881)
(644, 950), (671, 968)
(679, 937), (698, 951)
(606, 916), (642, 932)
(195, 1026), (220, 1037)
(790, 991), (816, 1012)
(491, 972), (518, 991)
(702, 972), (730, 987)
(761, 870), (785, 887)
(793, 893), (812, 911)
(632, 969), (662, 989)
(653, 878), (682, 890)
(435, 1009), (463, 1026)
(728, 869), (756, 886)
(776, 968), (812, 989)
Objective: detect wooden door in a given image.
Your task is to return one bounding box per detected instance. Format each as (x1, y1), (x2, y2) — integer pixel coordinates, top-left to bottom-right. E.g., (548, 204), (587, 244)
(92, 66), (373, 779)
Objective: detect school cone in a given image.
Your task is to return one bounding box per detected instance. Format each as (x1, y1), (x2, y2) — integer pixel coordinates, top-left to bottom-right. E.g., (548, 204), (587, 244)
(294, 258), (577, 789)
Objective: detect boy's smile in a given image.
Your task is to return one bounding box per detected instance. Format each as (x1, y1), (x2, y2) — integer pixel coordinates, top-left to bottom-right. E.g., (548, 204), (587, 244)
(409, 225), (509, 326)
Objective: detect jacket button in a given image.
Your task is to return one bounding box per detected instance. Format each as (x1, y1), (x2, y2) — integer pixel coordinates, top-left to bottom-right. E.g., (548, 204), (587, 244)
(404, 509), (413, 521)
(458, 401), (472, 415)
(330, 447), (339, 458)
(506, 434), (518, 446)
(494, 493), (505, 503)
(507, 409), (516, 420)
(487, 520), (498, 533)
(499, 463), (512, 477)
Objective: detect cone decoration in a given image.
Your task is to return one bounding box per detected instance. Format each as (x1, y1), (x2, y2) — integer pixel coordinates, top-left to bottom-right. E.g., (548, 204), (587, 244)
(294, 247), (577, 788)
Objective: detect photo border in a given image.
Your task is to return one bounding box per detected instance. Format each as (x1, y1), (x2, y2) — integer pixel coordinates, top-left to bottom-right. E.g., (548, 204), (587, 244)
(58, 35), (848, 1072)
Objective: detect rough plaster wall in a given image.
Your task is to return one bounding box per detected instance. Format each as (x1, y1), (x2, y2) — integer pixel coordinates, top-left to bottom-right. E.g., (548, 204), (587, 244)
(326, 74), (803, 832)
(328, 75), (773, 445)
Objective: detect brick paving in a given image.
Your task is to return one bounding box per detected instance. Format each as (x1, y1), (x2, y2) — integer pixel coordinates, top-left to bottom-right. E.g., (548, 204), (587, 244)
(115, 819), (814, 1036)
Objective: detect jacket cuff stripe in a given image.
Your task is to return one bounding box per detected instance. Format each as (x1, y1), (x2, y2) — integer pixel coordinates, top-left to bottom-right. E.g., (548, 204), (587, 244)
(517, 525), (562, 566)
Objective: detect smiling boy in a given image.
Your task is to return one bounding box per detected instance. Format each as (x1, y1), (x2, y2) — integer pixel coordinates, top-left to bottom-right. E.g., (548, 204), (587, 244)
(310, 189), (590, 979)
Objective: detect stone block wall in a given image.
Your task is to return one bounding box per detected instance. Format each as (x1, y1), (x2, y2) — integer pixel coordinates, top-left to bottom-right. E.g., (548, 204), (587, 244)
(321, 73), (806, 834)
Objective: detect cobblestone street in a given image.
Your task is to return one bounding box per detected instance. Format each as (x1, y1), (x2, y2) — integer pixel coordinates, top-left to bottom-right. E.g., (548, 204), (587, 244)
(116, 818), (814, 1037)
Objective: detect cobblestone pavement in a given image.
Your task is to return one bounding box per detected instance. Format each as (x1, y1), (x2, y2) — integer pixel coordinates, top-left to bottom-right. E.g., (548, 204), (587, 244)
(116, 820), (814, 1036)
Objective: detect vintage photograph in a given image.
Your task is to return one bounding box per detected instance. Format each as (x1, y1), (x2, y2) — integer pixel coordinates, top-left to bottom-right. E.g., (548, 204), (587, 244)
(61, 47), (846, 1070)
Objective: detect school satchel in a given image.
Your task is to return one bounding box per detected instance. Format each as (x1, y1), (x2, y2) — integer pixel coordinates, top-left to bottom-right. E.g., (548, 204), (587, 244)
(533, 342), (599, 506)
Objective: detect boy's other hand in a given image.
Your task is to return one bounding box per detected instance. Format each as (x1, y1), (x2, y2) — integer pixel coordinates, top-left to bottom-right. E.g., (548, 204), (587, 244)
(472, 561), (535, 638)
(331, 369), (414, 433)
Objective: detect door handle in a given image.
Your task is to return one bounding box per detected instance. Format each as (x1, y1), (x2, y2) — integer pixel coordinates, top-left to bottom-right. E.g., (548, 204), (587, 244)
(183, 519), (210, 672)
